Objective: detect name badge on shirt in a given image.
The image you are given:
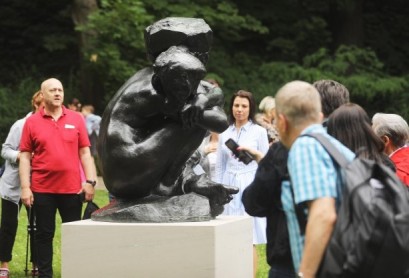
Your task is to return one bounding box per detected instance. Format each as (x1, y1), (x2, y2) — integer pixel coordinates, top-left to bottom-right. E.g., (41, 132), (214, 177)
(65, 124), (75, 129)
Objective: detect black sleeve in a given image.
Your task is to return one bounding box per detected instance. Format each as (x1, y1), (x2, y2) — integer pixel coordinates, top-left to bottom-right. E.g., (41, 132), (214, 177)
(242, 142), (289, 217)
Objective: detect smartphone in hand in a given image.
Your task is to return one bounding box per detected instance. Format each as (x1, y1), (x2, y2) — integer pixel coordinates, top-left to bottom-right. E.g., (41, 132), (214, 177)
(225, 138), (254, 165)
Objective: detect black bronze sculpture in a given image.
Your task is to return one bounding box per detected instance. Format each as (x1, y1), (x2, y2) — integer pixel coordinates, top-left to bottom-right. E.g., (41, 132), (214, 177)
(92, 18), (238, 222)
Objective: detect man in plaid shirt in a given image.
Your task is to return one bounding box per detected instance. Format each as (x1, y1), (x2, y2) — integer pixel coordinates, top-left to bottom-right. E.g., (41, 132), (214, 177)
(274, 81), (354, 278)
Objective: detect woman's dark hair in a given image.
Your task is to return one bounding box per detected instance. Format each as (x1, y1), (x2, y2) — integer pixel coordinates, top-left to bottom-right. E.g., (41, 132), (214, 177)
(228, 90), (256, 124)
(327, 103), (387, 163)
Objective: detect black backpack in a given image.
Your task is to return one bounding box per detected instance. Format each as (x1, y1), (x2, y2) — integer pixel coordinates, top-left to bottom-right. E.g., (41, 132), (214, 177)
(299, 133), (409, 278)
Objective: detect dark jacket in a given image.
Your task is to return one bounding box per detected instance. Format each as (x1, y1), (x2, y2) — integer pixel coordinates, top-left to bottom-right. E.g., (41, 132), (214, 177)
(242, 142), (293, 269)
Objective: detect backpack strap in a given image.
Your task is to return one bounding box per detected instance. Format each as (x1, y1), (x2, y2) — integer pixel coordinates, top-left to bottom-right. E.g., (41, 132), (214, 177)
(303, 133), (349, 168)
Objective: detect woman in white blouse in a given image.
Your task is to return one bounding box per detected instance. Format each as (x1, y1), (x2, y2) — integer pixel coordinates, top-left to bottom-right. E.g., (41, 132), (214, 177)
(215, 90), (269, 277)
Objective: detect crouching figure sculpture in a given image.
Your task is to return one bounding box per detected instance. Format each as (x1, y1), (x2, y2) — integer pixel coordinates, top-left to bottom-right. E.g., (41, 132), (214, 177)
(92, 17), (238, 222)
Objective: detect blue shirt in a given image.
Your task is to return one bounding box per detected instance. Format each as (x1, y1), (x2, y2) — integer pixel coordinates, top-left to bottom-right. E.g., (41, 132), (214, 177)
(281, 124), (355, 271)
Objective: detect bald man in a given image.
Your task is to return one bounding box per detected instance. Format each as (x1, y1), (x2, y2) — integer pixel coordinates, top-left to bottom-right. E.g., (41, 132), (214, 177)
(19, 78), (96, 278)
(274, 81), (354, 278)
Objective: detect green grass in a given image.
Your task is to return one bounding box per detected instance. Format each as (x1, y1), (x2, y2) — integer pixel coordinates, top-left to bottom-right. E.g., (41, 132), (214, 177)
(4, 189), (269, 278)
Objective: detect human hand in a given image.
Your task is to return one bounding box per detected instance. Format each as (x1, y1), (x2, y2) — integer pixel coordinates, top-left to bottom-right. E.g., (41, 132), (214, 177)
(78, 182), (95, 202)
(205, 145), (217, 154)
(237, 146), (265, 163)
(21, 187), (34, 207)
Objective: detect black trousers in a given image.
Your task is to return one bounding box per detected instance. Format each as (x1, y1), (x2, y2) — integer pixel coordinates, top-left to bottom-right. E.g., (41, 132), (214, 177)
(0, 198), (37, 263)
(33, 193), (82, 278)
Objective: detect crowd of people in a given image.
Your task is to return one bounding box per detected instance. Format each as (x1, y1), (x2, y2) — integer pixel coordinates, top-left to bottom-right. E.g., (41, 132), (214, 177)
(0, 76), (409, 278)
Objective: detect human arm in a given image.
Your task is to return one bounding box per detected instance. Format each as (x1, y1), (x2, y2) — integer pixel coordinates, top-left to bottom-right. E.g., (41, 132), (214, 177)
(79, 146), (96, 201)
(1, 120), (23, 164)
(242, 142), (288, 216)
(299, 197), (337, 278)
(19, 151), (33, 207)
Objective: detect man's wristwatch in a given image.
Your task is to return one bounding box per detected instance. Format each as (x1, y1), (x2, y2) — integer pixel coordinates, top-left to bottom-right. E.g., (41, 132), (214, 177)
(85, 180), (97, 187)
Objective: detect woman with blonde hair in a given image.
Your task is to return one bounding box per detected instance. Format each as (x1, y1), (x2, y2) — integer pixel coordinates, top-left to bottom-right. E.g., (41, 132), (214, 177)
(255, 96), (279, 144)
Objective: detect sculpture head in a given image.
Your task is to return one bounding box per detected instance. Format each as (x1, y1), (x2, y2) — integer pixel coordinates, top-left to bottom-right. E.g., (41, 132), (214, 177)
(153, 46), (206, 105)
(145, 17), (213, 65)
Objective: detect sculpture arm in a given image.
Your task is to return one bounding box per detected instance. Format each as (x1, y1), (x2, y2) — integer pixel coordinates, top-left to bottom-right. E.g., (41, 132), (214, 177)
(181, 89), (228, 133)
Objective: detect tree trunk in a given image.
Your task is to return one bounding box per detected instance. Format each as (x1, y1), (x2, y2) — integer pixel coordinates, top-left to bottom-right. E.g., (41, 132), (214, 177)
(71, 0), (100, 109)
(330, 0), (365, 47)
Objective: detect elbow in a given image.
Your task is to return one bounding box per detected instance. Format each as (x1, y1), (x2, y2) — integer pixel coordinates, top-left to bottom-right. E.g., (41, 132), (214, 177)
(317, 209), (337, 232)
(325, 210), (337, 227)
(308, 199), (337, 231)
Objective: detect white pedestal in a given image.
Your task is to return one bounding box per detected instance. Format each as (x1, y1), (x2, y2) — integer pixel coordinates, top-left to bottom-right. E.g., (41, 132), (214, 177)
(62, 216), (252, 278)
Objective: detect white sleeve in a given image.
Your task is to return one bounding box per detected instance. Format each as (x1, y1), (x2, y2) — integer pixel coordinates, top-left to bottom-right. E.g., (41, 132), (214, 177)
(215, 133), (226, 184)
(1, 120), (23, 164)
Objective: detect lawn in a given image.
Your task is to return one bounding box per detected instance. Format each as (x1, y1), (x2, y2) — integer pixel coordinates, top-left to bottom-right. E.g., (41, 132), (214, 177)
(4, 189), (269, 277)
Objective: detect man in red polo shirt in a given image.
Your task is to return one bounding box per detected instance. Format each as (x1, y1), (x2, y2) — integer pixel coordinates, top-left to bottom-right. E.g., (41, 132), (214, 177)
(19, 78), (97, 278)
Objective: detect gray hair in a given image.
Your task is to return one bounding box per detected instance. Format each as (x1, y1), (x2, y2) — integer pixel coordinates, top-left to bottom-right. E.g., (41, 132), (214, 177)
(372, 113), (409, 148)
(275, 80), (322, 127)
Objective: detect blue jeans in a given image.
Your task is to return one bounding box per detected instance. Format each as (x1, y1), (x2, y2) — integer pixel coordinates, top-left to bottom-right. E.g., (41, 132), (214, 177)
(268, 263), (296, 278)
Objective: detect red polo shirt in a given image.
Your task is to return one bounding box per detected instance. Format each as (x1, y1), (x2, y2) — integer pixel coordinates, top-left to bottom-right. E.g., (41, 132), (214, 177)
(19, 106), (90, 193)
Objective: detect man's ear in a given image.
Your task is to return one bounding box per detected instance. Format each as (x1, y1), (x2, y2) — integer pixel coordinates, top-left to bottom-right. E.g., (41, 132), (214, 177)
(319, 112), (324, 122)
(382, 135), (394, 155)
(381, 135), (389, 145)
(276, 113), (287, 132)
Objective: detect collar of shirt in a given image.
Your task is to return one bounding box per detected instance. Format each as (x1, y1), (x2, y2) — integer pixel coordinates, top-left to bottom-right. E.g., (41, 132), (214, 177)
(299, 123), (326, 136)
(229, 120), (254, 132)
(40, 105), (67, 119)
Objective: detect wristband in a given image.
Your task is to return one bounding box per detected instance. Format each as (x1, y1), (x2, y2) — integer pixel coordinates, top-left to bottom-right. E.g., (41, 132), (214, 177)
(85, 180), (97, 187)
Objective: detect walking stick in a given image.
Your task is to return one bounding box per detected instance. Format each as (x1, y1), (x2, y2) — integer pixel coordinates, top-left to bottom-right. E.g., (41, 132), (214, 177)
(24, 207), (31, 277)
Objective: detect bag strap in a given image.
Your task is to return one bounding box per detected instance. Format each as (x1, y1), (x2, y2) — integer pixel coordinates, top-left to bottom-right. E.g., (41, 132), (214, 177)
(302, 133), (349, 168)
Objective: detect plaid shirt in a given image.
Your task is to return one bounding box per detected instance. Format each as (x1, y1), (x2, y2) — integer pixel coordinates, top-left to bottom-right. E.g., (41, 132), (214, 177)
(281, 124), (355, 271)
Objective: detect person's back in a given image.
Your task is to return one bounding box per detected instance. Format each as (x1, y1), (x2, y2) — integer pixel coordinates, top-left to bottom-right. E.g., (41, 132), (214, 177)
(242, 142), (294, 277)
(274, 80), (355, 277)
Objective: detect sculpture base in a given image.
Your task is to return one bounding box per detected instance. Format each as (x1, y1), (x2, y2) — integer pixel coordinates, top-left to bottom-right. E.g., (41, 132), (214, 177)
(62, 216), (252, 278)
(91, 193), (212, 222)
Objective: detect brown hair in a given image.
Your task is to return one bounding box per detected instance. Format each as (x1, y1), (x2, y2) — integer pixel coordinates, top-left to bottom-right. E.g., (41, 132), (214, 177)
(31, 90), (43, 112)
(228, 90), (256, 124)
(328, 103), (385, 162)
